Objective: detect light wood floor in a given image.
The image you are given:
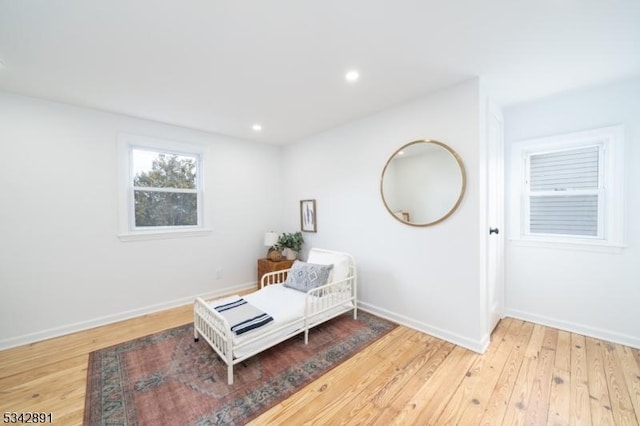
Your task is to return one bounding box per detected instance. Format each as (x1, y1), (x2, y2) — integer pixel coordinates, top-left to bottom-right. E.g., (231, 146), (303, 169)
(1, 305), (638, 425)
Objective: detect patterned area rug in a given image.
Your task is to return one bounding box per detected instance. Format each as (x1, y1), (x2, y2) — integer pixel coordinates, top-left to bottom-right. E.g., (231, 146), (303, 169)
(84, 311), (396, 425)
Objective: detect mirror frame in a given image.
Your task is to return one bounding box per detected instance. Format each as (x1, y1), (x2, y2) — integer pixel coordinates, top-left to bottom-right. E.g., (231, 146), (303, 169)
(380, 139), (467, 227)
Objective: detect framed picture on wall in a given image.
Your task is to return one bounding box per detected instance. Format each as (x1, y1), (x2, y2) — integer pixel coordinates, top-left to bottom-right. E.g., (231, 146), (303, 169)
(300, 199), (317, 232)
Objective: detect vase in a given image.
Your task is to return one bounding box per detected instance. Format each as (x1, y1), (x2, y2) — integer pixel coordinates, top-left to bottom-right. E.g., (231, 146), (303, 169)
(283, 248), (297, 260)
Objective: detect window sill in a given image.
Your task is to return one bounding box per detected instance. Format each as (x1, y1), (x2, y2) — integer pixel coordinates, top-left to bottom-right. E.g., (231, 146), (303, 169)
(509, 237), (626, 254)
(118, 228), (212, 242)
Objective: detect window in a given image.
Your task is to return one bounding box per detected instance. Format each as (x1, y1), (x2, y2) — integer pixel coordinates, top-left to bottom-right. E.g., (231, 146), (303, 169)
(132, 148), (199, 227)
(118, 134), (208, 240)
(526, 145), (602, 238)
(510, 125), (624, 248)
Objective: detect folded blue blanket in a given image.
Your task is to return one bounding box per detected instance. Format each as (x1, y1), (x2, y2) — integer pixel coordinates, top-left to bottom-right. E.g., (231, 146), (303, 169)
(213, 298), (274, 335)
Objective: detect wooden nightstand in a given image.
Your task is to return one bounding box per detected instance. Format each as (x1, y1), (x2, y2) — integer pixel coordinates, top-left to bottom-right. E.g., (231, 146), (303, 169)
(257, 258), (294, 289)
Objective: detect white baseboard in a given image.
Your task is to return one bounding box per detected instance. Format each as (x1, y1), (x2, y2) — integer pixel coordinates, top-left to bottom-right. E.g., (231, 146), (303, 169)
(359, 302), (489, 354)
(0, 282), (256, 351)
(504, 308), (640, 350)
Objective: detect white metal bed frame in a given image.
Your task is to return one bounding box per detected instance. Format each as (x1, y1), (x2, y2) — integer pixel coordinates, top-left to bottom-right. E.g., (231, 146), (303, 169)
(193, 249), (357, 385)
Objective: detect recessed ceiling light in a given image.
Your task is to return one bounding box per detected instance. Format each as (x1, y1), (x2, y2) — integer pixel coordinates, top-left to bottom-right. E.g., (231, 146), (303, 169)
(345, 70), (359, 82)
(252, 124), (262, 132)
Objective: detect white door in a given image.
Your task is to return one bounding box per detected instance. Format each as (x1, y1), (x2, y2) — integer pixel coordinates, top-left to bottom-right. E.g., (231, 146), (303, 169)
(487, 108), (505, 333)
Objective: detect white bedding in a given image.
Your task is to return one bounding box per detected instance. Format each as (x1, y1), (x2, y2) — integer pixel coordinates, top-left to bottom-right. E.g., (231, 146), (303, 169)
(208, 283), (352, 359)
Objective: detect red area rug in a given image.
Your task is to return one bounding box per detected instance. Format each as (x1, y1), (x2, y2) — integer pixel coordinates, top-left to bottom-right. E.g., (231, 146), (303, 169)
(84, 311), (396, 425)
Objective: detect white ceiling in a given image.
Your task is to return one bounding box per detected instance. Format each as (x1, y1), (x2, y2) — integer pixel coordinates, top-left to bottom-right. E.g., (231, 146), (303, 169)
(1, 0), (639, 144)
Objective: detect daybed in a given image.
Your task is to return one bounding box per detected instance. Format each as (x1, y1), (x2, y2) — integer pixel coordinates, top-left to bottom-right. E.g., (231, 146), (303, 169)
(193, 248), (357, 384)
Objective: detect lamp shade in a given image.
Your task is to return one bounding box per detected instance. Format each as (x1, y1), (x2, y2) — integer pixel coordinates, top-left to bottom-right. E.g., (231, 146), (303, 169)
(264, 231), (279, 247)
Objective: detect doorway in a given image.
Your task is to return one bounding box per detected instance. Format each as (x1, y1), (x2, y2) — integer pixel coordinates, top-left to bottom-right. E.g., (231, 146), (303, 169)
(486, 107), (505, 334)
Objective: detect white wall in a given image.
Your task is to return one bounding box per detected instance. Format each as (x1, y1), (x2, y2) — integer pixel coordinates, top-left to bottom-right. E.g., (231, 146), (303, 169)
(282, 79), (488, 351)
(0, 93), (283, 348)
(503, 77), (640, 348)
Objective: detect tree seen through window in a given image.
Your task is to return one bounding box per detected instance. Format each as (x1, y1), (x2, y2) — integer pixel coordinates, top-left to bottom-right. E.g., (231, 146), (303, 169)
(132, 150), (199, 227)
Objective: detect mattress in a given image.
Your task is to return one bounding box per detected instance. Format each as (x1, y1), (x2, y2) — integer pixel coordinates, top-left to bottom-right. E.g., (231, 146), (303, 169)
(207, 283), (353, 359)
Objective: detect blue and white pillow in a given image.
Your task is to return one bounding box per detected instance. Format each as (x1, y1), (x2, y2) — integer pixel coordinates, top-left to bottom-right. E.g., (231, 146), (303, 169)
(283, 260), (334, 293)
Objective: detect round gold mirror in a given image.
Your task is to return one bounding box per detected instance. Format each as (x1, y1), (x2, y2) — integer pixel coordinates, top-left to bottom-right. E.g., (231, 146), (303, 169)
(380, 139), (466, 226)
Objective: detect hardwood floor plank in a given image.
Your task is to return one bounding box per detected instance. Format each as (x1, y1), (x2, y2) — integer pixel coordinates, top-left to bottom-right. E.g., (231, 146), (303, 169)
(526, 323), (548, 358)
(523, 345), (556, 425)
(52, 410), (85, 426)
(478, 320), (534, 426)
(312, 354), (409, 425)
(616, 343), (640, 421)
(547, 330), (572, 426)
(302, 330), (434, 425)
(570, 334), (593, 425)
(501, 323), (546, 425)
(543, 327), (559, 351)
(433, 318), (513, 425)
(601, 340), (639, 426)
(0, 353), (87, 393)
(555, 330), (572, 371)
(523, 327), (559, 425)
(367, 334), (441, 411)
(548, 367), (571, 426)
(369, 339), (453, 425)
(633, 347), (640, 371)
(371, 341), (456, 425)
(585, 337), (616, 425)
(343, 400), (381, 425)
(390, 346), (476, 425)
(502, 355), (539, 425)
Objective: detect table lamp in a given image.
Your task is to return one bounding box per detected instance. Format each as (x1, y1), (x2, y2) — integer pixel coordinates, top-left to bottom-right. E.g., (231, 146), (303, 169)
(264, 231), (281, 261)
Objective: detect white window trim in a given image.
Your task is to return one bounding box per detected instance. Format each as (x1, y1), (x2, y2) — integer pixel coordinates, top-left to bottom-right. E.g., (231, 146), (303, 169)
(117, 133), (211, 241)
(509, 125), (625, 251)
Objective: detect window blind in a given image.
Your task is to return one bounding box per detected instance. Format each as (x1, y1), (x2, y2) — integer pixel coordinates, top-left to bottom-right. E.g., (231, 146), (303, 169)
(528, 146), (600, 237)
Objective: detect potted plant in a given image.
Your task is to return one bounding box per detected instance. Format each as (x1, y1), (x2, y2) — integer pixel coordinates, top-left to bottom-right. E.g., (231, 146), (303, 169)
(276, 232), (304, 260)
